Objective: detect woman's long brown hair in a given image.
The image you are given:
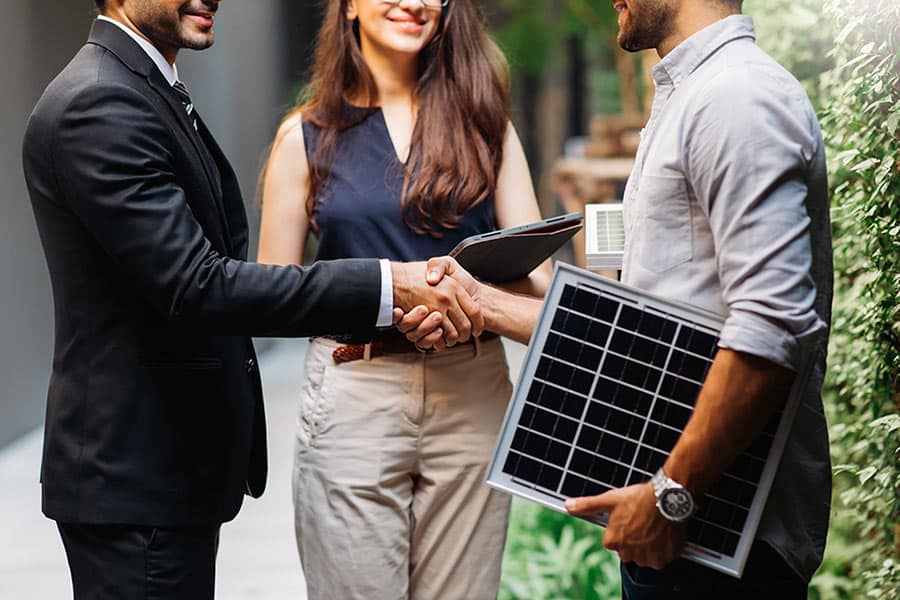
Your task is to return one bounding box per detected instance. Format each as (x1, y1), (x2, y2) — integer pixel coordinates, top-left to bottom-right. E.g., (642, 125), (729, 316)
(287, 0), (511, 237)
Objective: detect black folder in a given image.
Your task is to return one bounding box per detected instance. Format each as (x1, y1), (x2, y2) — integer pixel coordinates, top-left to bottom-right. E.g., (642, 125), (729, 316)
(449, 213), (583, 283)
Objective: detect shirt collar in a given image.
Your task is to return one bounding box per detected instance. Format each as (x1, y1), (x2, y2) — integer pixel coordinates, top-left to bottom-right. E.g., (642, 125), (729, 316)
(97, 15), (180, 86)
(652, 15), (756, 88)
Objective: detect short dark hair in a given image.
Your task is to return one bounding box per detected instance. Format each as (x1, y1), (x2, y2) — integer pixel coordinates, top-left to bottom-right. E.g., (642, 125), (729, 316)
(94, 0), (105, 11)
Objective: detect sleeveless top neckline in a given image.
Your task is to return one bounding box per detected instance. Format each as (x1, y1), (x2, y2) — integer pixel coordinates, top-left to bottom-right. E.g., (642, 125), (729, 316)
(303, 109), (497, 262)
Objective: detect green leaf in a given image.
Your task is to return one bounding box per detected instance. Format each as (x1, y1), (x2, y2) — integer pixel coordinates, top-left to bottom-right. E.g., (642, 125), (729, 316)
(850, 157), (880, 173)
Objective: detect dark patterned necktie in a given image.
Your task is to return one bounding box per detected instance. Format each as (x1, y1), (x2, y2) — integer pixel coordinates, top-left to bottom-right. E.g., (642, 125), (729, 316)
(172, 80), (198, 131)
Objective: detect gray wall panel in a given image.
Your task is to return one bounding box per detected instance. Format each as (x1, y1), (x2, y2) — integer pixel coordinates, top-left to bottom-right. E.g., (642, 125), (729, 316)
(0, 4), (94, 448)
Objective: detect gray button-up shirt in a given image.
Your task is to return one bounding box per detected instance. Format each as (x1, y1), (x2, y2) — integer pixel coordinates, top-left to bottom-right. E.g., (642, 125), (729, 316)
(621, 15), (833, 580)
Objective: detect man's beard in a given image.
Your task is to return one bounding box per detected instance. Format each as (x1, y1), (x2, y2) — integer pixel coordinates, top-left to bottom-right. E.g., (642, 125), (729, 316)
(617, 0), (675, 53)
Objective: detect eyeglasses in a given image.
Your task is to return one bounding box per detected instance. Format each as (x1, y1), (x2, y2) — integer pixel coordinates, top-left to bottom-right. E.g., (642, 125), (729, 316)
(380, 0), (449, 8)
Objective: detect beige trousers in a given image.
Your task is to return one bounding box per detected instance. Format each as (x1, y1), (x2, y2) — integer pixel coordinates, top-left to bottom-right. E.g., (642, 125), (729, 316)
(293, 337), (513, 600)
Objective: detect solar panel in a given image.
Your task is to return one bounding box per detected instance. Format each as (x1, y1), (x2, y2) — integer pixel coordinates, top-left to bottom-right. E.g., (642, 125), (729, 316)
(585, 204), (624, 271)
(487, 263), (813, 577)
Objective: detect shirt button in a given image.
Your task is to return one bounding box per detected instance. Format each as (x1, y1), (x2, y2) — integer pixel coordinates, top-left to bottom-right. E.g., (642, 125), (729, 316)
(245, 358), (257, 374)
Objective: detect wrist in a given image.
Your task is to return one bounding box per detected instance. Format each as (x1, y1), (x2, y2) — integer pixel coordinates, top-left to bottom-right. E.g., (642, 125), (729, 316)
(478, 283), (502, 332)
(389, 261), (418, 311)
(652, 467), (696, 522)
(663, 443), (709, 498)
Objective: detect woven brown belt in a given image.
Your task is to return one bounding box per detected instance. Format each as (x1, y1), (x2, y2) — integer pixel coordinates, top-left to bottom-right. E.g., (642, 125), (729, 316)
(331, 331), (499, 364)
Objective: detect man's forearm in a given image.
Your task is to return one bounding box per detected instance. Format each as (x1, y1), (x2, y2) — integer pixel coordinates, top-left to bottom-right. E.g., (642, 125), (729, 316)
(477, 283), (542, 345)
(663, 348), (795, 495)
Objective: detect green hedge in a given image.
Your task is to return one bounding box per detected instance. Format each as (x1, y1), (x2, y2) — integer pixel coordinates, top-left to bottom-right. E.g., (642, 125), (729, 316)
(814, 1), (900, 598)
(500, 499), (621, 599)
(501, 2), (900, 598)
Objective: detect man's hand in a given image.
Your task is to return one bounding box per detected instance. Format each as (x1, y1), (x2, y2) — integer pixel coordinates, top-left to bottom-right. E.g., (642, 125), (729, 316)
(565, 483), (686, 570)
(424, 256), (477, 287)
(393, 306), (447, 351)
(397, 256), (543, 347)
(391, 260), (483, 346)
(394, 257), (483, 350)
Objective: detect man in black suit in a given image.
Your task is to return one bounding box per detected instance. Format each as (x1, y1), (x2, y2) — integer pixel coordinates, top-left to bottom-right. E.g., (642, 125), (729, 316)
(21, 0), (481, 597)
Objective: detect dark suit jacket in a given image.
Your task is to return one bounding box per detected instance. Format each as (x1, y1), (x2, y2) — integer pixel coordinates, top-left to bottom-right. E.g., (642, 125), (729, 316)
(22, 20), (382, 526)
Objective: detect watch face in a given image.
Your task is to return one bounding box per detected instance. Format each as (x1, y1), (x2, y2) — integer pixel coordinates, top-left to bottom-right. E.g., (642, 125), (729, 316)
(661, 488), (694, 521)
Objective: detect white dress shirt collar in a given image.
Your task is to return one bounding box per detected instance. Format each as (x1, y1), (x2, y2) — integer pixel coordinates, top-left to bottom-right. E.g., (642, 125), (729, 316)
(97, 15), (180, 86)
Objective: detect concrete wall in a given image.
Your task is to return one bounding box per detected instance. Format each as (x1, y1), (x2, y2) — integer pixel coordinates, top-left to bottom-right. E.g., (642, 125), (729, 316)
(0, 1), (316, 448)
(0, 3), (94, 448)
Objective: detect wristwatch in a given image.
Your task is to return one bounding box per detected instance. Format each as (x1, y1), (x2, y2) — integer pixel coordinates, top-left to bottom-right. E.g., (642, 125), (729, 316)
(651, 467), (696, 522)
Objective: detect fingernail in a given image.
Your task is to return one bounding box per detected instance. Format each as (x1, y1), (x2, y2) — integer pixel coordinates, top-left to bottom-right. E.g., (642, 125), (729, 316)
(427, 270), (440, 280)
(431, 313), (441, 321)
(416, 306), (427, 315)
(565, 499), (576, 511)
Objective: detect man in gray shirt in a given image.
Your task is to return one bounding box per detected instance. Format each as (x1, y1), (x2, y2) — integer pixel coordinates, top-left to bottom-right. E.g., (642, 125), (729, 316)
(399, 0), (832, 596)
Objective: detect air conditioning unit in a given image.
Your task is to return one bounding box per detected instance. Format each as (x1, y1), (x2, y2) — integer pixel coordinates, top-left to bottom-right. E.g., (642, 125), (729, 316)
(585, 203), (624, 271)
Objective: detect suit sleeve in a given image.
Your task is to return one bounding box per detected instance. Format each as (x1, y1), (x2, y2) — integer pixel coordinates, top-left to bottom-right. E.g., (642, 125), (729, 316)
(51, 82), (381, 338)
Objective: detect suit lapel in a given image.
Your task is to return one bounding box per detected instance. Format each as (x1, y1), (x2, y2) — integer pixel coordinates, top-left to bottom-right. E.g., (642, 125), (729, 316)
(148, 74), (233, 254)
(88, 20), (234, 256)
(196, 118), (250, 260)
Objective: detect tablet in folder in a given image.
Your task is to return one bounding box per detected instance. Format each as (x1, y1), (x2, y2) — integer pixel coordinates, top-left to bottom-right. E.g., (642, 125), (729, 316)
(449, 213), (583, 283)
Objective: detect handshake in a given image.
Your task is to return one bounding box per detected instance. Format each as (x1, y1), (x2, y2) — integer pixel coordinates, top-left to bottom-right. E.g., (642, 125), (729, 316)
(390, 256), (540, 350)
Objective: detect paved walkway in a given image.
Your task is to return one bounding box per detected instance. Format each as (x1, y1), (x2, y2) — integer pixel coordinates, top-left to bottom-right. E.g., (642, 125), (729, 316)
(0, 338), (527, 599)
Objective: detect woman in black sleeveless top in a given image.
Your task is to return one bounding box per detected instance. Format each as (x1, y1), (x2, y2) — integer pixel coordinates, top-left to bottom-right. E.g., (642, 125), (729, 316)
(259, 2), (550, 598)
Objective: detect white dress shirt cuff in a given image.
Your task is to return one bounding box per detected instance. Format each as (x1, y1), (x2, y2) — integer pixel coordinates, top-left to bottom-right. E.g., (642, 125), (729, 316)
(376, 259), (394, 328)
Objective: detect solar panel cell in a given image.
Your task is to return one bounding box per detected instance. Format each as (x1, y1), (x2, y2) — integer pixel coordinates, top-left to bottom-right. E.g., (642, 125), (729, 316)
(597, 431), (638, 464)
(617, 305), (642, 331)
(668, 349), (712, 381)
(642, 422), (681, 453)
(633, 445), (667, 475)
(577, 425), (638, 464)
(553, 310), (590, 339)
(528, 406), (570, 439)
(676, 327), (719, 358)
(526, 385), (586, 436)
(561, 474), (611, 498)
(706, 474), (757, 507)
(690, 521), (740, 557)
(650, 399), (693, 430)
(600, 354), (627, 380)
(703, 498), (750, 533)
(632, 336), (670, 368)
(658, 374), (702, 407)
(537, 357), (594, 395)
(587, 403), (645, 440)
(537, 464), (564, 490)
(570, 450), (630, 488)
(621, 359), (662, 389)
(571, 288), (599, 317)
(594, 296), (620, 323)
(727, 454), (765, 483)
(745, 434), (775, 461)
(503, 451), (540, 481)
(586, 320), (613, 347)
(593, 378), (654, 415)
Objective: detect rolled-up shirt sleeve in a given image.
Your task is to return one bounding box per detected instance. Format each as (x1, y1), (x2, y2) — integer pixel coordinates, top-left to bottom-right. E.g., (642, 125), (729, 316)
(684, 68), (825, 370)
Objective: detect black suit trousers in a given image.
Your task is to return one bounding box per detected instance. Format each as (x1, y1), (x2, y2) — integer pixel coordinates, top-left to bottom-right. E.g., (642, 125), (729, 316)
(58, 522), (220, 600)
